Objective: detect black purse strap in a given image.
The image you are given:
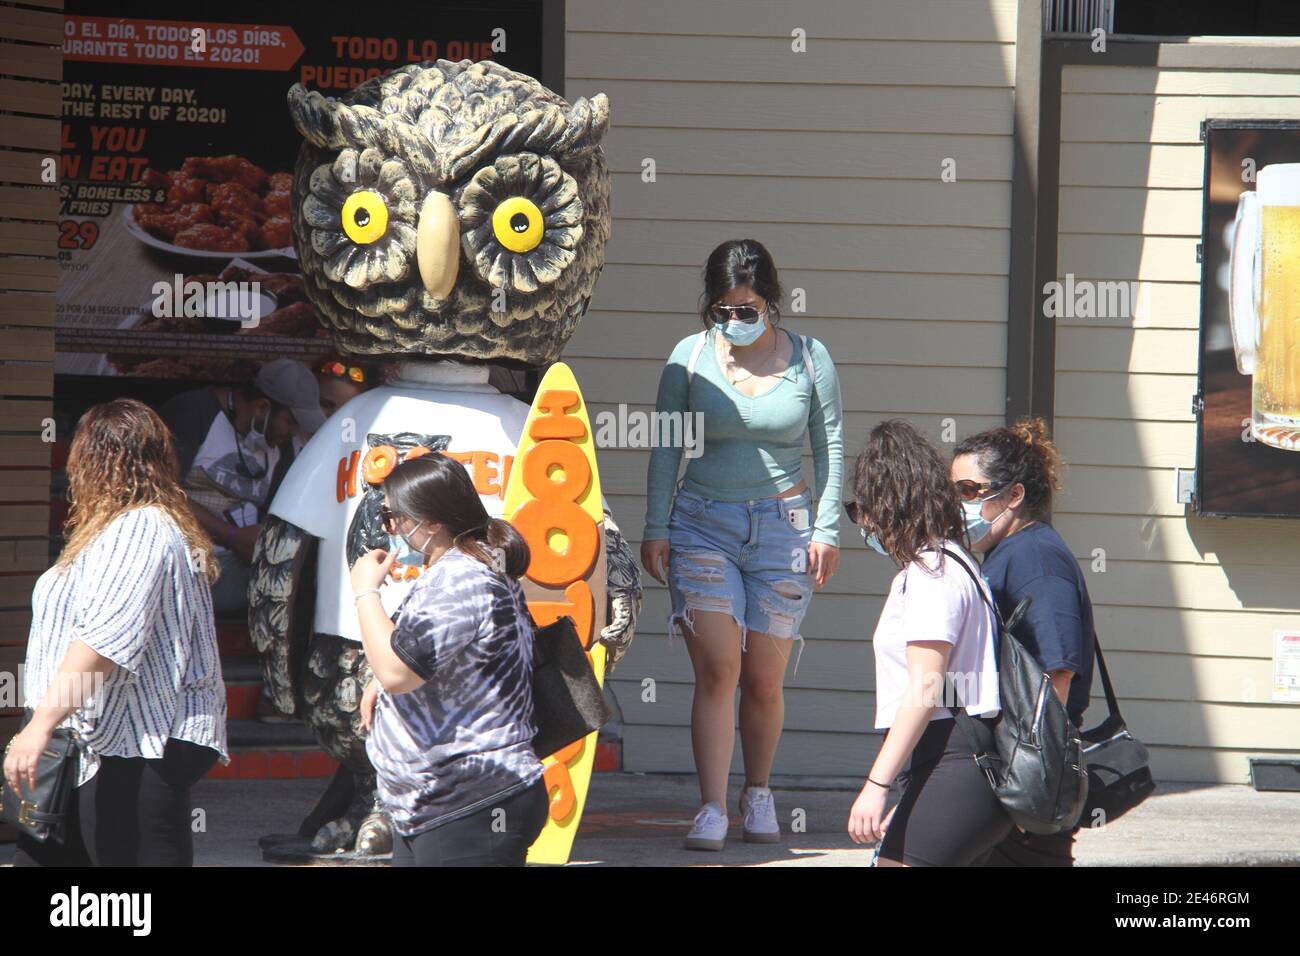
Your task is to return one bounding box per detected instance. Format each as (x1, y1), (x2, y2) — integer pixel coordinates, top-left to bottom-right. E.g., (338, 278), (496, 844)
(1091, 637), (1124, 724)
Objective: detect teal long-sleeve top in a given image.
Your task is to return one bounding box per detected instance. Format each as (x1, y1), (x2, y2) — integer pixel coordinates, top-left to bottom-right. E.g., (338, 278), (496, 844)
(643, 326), (845, 546)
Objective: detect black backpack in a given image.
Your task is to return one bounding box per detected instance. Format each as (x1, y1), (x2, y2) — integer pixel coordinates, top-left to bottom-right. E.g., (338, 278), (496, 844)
(942, 548), (1089, 835)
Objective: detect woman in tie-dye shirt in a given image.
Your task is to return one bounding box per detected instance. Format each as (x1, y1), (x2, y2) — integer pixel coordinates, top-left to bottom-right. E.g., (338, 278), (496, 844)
(350, 453), (546, 867)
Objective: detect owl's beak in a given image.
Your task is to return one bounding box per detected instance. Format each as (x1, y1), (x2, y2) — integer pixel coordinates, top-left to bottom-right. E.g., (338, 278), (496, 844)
(415, 192), (459, 301)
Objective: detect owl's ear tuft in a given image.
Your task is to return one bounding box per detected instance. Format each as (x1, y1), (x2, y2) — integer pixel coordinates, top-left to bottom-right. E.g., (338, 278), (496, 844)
(553, 93), (610, 159)
(287, 84), (345, 149)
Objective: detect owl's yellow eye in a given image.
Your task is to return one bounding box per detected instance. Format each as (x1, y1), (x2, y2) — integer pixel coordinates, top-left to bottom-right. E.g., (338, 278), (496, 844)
(341, 190), (389, 245)
(491, 196), (544, 253)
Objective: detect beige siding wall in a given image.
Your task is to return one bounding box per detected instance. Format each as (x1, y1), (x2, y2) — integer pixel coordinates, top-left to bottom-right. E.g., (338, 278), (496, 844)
(1055, 58), (1300, 782)
(563, 0), (1020, 774)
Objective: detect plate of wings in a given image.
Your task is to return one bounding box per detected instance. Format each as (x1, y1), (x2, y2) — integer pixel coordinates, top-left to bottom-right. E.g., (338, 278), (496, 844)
(126, 154), (297, 260)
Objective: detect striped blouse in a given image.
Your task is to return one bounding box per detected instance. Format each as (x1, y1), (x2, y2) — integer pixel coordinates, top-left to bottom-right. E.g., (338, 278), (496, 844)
(24, 506), (229, 786)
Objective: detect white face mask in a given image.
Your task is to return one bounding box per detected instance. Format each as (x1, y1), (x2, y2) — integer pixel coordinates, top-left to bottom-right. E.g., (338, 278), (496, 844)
(230, 396), (273, 479)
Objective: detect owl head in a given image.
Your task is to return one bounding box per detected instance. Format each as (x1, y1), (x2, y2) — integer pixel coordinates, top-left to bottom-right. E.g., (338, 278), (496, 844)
(287, 59), (611, 367)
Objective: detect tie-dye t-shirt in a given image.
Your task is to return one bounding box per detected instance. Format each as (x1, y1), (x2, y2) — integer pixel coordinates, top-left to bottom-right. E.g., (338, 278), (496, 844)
(367, 547), (543, 837)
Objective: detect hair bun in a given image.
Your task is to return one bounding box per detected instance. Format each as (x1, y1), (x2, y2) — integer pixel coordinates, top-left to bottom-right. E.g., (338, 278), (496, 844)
(1011, 416), (1062, 493)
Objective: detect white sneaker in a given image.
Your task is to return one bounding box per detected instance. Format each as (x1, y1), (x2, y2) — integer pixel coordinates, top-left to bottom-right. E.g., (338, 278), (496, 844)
(684, 802), (728, 851)
(740, 785), (780, 844)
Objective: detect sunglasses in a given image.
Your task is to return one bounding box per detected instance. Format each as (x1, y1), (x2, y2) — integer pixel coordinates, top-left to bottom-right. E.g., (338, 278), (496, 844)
(379, 506), (403, 533)
(843, 499), (864, 525)
(953, 479), (1005, 502)
(321, 360), (366, 385)
(710, 303), (765, 324)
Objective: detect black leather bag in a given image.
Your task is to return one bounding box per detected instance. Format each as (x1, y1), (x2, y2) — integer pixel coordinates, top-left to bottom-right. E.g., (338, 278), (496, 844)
(530, 615), (613, 758)
(943, 549), (1089, 836)
(1079, 642), (1155, 824)
(0, 711), (83, 844)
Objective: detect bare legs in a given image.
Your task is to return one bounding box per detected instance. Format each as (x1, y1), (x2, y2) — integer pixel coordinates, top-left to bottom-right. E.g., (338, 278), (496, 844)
(681, 610), (792, 809)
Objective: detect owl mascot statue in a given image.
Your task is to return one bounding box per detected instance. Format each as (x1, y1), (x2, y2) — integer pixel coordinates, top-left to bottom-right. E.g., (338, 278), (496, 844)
(247, 59), (639, 860)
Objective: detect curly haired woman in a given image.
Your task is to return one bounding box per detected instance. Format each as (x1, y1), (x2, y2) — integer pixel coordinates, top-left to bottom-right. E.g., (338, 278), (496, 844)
(4, 399), (228, 867)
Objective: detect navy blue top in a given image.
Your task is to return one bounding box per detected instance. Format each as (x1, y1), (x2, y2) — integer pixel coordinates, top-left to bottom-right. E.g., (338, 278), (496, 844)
(979, 522), (1095, 725)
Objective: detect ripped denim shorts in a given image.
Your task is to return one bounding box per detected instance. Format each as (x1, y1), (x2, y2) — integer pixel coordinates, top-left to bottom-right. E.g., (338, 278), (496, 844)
(666, 485), (815, 671)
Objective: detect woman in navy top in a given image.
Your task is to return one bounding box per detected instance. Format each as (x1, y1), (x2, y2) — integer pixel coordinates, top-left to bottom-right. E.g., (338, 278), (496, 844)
(951, 417), (1096, 867)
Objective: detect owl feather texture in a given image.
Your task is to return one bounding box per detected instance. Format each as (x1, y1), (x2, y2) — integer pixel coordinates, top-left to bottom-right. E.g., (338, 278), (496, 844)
(287, 58), (612, 365)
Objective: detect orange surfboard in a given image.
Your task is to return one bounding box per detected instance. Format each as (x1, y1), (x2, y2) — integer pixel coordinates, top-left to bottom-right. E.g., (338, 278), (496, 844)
(503, 362), (606, 865)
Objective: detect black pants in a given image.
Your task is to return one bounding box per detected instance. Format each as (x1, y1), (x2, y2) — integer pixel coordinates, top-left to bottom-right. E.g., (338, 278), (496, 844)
(13, 738), (220, 867)
(878, 717), (1014, 867)
(977, 827), (1077, 866)
(391, 779), (550, 867)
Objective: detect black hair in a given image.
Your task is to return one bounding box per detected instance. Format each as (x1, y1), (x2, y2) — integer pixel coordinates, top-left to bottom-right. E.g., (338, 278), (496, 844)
(953, 417), (1063, 520)
(697, 238), (783, 328)
(383, 453), (530, 578)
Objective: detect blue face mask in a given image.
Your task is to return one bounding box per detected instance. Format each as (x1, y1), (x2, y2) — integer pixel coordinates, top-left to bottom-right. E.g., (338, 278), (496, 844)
(962, 495), (1008, 547)
(716, 314), (767, 346)
(860, 526), (889, 556)
(390, 523), (429, 567)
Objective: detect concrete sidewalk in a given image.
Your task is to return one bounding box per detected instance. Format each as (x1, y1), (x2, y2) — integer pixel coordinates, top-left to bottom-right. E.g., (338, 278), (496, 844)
(3, 772), (1297, 866)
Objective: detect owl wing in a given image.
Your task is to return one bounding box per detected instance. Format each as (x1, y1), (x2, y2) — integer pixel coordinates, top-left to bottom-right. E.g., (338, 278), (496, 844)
(248, 515), (319, 717)
(599, 500), (642, 674)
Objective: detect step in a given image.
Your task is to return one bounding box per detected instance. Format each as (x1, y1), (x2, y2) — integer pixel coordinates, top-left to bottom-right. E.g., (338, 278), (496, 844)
(208, 719), (339, 780)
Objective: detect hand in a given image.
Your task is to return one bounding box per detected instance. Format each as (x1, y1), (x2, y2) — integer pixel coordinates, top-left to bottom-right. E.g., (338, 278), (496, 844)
(3, 721), (55, 797)
(807, 542), (839, 590)
(359, 680), (380, 733)
(847, 780), (890, 845)
(640, 539), (669, 585)
(350, 548), (397, 594)
(229, 523), (263, 564)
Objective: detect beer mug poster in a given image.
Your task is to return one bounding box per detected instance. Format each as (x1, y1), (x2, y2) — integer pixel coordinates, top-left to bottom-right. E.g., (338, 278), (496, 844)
(1197, 122), (1300, 517)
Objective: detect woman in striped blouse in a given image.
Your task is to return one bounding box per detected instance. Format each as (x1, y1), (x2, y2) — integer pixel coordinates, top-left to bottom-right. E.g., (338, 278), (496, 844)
(3, 399), (229, 866)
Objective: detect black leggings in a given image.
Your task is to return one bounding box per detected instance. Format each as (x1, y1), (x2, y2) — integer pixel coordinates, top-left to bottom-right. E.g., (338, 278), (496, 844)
(878, 717), (1014, 867)
(391, 779), (550, 867)
(13, 738), (220, 868)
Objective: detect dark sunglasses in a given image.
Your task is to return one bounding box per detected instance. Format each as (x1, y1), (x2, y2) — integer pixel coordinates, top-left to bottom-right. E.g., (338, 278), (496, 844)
(379, 506), (402, 533)
(843, 499), (864, 525)
(710, 303), (765, 324)
(953, 479), (1005, 502)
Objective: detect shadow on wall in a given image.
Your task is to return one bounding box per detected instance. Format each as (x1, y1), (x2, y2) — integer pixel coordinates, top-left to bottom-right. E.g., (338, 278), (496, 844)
(1048, 38), (1300, 785)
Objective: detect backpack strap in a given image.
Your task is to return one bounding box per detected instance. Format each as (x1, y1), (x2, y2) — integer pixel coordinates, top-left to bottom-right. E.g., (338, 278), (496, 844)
(799, 332), (815, 381)
(684, 329), (710, 388)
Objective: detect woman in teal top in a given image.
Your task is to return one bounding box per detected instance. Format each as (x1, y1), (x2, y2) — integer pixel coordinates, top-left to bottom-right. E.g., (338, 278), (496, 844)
(641, 239), (844, 851)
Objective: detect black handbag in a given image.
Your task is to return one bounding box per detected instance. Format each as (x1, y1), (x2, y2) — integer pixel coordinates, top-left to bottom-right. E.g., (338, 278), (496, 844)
(1079, 641), (1155, 825)
(0, 710), (83, 844)
(530, 615), (613, 758)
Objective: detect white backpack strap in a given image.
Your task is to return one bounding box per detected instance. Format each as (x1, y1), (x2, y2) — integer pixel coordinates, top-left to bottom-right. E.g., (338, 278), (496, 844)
(685, 329), (710, 387)
(800, 333), (815, 381)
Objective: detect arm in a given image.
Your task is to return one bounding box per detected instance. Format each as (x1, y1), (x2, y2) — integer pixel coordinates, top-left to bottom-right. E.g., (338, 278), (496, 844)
(848, 557), (965, 844)
(1009, 573), (1086, 709)
(4, 641), (118, 794)
(7, 509), (170, 792)
(643, 340), (692, 542)
(349, 549), (425, 693)
(805, 338), (844, 548)
(871, 640), (952, 781)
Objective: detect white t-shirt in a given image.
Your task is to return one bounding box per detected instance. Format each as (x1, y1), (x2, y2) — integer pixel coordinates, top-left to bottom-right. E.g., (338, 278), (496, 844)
(267, 378), (529, 643)
(872, 542), (1000, 729)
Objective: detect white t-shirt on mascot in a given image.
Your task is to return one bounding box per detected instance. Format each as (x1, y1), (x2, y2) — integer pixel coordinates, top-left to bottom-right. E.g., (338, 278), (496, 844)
(268, 362), (528, 644)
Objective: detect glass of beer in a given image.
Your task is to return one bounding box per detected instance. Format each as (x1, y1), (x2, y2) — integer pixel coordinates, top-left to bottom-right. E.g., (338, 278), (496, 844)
(1230, 162), (1300, 451)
